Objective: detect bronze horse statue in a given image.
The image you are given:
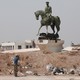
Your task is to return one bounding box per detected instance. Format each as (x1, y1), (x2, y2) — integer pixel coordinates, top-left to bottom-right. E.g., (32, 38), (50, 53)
(34, 10), (61, 35)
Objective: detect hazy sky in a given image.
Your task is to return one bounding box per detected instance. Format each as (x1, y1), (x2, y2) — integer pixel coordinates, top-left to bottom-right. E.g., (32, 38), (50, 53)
(0, 0), (80, 47)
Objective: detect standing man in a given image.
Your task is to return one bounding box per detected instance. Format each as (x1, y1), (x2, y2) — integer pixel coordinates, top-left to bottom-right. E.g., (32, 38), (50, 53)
(13, 54), (20, 77)
(45, 2), (52, 18)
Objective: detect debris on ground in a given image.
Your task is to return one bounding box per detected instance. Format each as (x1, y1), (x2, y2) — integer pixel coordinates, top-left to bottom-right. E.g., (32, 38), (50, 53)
(0, 50), (80, 76)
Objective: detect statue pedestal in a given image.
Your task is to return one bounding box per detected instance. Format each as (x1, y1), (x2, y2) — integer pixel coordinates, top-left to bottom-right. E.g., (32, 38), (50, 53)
(37, 39), (64, 52)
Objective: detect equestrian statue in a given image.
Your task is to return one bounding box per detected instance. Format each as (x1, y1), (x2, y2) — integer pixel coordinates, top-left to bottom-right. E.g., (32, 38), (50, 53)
(34, 2), (61, 40)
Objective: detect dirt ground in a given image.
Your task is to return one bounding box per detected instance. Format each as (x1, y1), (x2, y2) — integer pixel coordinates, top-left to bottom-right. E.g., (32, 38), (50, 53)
(0, 49), (80, 76)
(0, 75), (80, 80)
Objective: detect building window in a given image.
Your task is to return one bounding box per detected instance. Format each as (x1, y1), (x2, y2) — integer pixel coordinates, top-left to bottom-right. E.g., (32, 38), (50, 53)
(26, 45), (28, 48)
(18, 45), (22, 49)
(30, 45), (32, 48)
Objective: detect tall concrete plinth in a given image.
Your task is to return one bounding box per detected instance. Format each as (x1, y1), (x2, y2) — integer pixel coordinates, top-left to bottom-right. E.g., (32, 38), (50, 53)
(37, 40), (64, 52)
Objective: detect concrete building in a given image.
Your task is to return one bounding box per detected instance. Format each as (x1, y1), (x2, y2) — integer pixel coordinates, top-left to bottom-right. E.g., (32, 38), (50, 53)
(15, 40), (36, 50)
(0, 40), (36, 51)
(1, 42), (15, 51)
(62, 43), (80, 52)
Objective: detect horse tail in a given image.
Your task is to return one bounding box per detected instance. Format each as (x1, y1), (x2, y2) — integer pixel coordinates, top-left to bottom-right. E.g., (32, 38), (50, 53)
(57, 16), (61, 25)
(55, 16), (61, 32)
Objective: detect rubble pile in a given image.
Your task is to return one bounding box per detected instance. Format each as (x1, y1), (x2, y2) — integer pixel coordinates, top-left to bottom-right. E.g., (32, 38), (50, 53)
(0, 50), (80, 76)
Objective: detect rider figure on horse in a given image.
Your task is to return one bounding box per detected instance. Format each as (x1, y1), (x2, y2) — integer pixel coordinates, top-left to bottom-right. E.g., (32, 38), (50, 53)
(45, 2), (52, 19)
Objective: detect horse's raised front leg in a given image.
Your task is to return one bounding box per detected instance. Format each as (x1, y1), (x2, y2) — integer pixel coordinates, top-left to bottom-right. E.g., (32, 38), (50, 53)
(37, 25), (42, 36)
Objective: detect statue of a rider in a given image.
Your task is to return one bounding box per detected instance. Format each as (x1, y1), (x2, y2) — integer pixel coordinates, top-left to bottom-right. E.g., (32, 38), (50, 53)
(45, 2), (52, 19)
